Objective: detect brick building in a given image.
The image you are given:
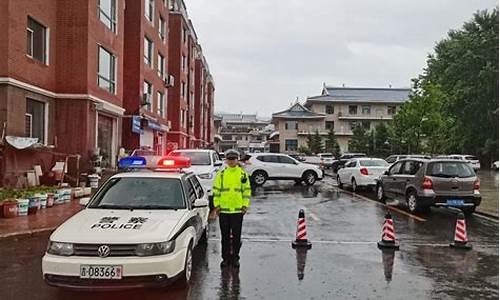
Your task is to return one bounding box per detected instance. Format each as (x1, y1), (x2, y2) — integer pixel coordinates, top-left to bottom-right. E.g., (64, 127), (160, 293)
(0, 0), (215, 186)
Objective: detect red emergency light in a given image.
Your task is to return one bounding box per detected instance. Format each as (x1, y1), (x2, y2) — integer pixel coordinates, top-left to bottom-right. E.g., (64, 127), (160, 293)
(157, 156), (192, 170)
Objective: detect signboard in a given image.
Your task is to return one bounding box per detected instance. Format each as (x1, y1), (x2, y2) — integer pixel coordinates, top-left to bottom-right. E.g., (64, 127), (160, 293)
(147, 120), (162, 131)
(132, 116), (143, 134)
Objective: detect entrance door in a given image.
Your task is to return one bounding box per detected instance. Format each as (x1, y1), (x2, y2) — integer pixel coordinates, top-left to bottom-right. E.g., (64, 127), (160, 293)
(97, 114), (114, 168)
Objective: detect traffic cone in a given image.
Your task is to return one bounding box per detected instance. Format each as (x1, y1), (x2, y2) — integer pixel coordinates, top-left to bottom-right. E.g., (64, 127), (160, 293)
(377, 211), (400, 250)
(450, 212), (472, 250)
(292, 209), (312, 249)
(295, 248), (308, 280)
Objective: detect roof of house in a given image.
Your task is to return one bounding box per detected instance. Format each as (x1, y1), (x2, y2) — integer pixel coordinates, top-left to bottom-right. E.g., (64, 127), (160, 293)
(272, 102), (325, 119)
(306, 86), (411, 104)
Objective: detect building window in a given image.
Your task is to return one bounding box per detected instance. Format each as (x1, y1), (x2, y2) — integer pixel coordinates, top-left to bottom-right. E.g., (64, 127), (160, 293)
(27, 17), (48, 64)
(362, 121), (370, 130)
(157, 92), (165, 117)
(362, 105), (371, 115)
(144, 37), (153, 66)
(285, 139), (298, 151)
(98, 0), (116, 32)
(349, 105), (358, 115)
(157, 53), (165, 77)
(285, 121), (298, 130)
(326, 105), (334, 114)
(26, 99), (46, 143)
(145, 0), (154, 22)
(143, 81), (152, 111)
(326, 121), (335, 130)
(182, 55), (186, 71)
(182, 27), (187, 44)
(350, 121), (359, 131)
(98, 46), (116, 94)
(388, 105), (397, 115)
(163, 0), (168, 7)
(181, 81), (186, 98)
(159, 16), (166, 41)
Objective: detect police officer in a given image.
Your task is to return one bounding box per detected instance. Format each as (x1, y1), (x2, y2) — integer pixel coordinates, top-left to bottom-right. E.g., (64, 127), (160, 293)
(212, 149), (251, 268)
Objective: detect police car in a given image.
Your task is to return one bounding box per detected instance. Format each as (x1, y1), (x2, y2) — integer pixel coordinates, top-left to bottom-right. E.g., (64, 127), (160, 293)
(42, 156), (210, 290)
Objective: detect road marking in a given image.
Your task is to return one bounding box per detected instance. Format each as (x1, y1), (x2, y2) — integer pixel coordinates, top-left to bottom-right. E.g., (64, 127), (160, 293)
(309, 212), (320, 221)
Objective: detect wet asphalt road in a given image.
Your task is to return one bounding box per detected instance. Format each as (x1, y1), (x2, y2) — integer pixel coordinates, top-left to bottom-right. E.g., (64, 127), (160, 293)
(0, 177), (497, 300)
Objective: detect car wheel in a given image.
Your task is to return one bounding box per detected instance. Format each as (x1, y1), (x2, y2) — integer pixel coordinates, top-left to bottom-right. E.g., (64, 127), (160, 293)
(179, 242), (193, 287)
(337, 175), (343, 189)
(406, 190), (419, 213)
(303, 171), (317, 186)
(199, 227), (208, 245)
(251, 171), (267, 186)
(462, 206), (476, 216)
(351, 178), (358, 193)
(376, 184), (386, 202)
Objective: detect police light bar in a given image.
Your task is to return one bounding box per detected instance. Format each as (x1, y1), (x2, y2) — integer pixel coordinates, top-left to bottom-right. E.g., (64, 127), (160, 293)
(157, 156), (191, 169)
(118, 156), (147, 169)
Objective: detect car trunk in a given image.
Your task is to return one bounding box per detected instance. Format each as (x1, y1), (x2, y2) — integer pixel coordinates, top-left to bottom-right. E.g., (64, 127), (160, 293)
(426, 161), (477, 197)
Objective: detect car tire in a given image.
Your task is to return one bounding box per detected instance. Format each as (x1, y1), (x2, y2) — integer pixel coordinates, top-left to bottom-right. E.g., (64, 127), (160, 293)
(199, 227), (208, 245)
(351, 178), (358, 193)
(337, 175), (343, 189)
(179, 242), (193, 288)
(376, 184), (386, 202)
(462, 206), (476, 216)
(251, 170), (268, 186)
(406, 190), (420, 213)
(303, 171), (317, 186)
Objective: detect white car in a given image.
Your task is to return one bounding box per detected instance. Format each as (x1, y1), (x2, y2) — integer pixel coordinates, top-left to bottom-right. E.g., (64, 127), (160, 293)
(337, 158), (390, 192)
(244, 153), (323, 186)
(42, 156), (210, 290)
(446, 155), (481, 171)
(169, 149), (223, 198)
(317, 153), (335, 168)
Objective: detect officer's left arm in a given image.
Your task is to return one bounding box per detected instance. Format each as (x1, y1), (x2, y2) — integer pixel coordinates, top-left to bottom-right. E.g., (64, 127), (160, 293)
(241, 170), (251, 208)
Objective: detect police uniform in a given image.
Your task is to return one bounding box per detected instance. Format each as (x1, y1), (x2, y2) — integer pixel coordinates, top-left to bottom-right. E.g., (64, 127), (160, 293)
(212, 150), (251, 267)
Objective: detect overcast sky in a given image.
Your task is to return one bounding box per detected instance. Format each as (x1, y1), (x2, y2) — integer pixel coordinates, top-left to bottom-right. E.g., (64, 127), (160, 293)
(187, 0), (497, 118)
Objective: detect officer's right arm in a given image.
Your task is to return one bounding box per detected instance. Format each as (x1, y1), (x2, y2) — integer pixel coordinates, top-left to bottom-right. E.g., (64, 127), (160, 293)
(212, 171), (222, 208)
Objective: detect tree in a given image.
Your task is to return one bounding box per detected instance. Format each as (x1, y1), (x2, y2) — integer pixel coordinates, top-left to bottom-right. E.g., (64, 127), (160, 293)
(374, 122), (391, 157)
(297, 145), (311, 155)
(324, 128), (341, 158)
(306, 131), (323, 154)
(348, 125), (369, 153)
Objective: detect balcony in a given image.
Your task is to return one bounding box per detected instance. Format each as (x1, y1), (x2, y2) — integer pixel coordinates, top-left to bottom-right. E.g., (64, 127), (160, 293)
(297, 130), (329, 136)
(337, 112), (393, 121)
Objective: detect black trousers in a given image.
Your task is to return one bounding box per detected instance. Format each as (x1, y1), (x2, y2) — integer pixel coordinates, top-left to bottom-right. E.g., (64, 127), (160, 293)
(219, 213), (243, 262)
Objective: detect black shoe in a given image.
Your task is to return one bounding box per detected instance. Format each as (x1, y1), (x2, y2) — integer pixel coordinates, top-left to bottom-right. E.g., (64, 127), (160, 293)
(232, 259), (240, 268)
(220, 260), (230, 268)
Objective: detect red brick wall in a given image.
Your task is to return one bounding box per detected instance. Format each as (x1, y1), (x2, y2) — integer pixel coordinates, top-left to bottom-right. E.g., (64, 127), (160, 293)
(167, 14), (183, 133)
(0, 1), (9, 76)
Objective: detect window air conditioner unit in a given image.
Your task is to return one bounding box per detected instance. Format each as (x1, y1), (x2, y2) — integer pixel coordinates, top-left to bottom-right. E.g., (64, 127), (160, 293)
(142, 93), (152, 106)
(164, 74), (175, 87)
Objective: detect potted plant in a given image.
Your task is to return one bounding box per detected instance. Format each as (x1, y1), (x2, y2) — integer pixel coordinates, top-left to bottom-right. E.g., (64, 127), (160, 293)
(17, 190), (30, 216)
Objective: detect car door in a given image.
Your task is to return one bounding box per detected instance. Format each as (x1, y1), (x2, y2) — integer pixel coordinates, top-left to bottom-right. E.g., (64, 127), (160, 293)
(259, 155), (281, 177)
(278, 155), (300, 178)
(341, 160), (356, 183)
(394, 160), (422, 199)
(383, 161), (403, 197)
(187, 176), (208, 237)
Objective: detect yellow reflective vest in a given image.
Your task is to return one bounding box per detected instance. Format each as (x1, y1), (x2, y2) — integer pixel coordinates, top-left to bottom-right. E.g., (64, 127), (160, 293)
(212, 166), (251, 214)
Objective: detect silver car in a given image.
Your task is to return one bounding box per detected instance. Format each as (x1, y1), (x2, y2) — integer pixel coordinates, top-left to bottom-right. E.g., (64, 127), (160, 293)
(376, 159), (481, 214)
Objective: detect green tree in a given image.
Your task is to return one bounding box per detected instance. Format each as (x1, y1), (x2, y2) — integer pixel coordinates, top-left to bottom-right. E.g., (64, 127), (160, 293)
(374, 122), (391, 157)
(324, 128), (341, 158)
(297, 145), (311, 155)
(306, 131), (323, 154)
(348, 125), (369, 153)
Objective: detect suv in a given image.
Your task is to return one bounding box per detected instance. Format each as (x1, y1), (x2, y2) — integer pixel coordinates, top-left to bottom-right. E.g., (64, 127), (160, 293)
(376, 159), (481, 214)
(332, 153), (366, 172)
(317, 153), (335, 169)
(385, 154), (431, 164)
(244, 153), (323, 186)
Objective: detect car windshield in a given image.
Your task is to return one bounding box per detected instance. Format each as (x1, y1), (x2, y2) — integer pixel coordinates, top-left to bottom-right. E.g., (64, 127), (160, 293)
(320, 154), (333, 158)
(170, 151), (211, 165)
(88, 177), (186, 209)
(465, 156), (478, 161)
(360, 160), (389, 167)
(426, 162), (475, 178)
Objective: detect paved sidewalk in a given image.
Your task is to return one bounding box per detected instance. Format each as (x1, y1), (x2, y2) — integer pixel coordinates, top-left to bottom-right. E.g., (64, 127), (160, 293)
(0, 201), (82, 239)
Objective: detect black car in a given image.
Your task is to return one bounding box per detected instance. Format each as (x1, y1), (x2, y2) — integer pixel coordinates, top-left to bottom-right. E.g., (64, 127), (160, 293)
(289, 154), (306, 162)
(332, 153), (366, 172)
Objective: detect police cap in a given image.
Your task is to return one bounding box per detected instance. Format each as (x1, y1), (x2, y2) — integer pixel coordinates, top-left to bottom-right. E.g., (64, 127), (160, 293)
(225, 149), (239, 160)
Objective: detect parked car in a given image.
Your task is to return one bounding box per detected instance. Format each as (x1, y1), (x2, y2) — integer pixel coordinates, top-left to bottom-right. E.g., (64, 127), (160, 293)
(337, 158), (389, 192)
(446, 155), (481, 171)
(317, 153), (335, 169)
(385, 154), (431, 164)
(289, 154), (306, 162)
(169, 149), (223, 204)
(376, 158), (481, 214)
(492, 161), (499, 170)
(244, 153), (323, 186)
(332, 153), (366, 172)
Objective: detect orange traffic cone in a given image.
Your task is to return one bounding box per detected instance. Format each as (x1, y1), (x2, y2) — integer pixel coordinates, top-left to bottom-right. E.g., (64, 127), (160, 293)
(450, 212), (472, 250)
(292, 209), (312, 249)
(377, 211), (400, 250)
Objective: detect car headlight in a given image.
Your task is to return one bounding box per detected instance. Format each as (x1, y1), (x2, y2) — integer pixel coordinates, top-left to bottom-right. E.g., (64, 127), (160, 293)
(198, 173), (213, 179)
(47, 241), (74, 256)
(135, 241), (175, 257)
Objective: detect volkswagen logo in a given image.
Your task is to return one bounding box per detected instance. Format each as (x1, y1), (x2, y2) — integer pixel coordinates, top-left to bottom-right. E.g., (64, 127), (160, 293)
(97, 245), (111, 258)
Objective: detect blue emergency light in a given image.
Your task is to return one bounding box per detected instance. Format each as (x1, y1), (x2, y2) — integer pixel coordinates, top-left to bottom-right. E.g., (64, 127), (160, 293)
(118, 156), (147, 169)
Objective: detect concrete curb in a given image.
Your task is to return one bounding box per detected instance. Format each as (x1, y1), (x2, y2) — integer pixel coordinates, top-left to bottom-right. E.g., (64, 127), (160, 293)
(0, 226), (56, 240)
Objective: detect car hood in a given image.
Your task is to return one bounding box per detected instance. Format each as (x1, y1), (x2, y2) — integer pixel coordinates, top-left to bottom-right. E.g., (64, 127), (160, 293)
(50, 209), (187, 244)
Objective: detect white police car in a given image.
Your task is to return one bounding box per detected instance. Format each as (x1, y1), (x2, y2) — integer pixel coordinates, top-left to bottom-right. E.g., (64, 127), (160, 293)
(42, 156), (210, 290)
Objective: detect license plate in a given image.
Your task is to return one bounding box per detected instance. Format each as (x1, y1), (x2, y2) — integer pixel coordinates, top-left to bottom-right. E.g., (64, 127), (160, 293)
(447, 199), (464, 206)
(80, 265), (123, 279)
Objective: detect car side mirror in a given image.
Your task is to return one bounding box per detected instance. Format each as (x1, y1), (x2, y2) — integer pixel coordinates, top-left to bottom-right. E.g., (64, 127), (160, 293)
(384, 170), (389, 176)
(193, 198), (209, 208)
(80, 197), (91, 207)
(214, 161), (223, 167)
